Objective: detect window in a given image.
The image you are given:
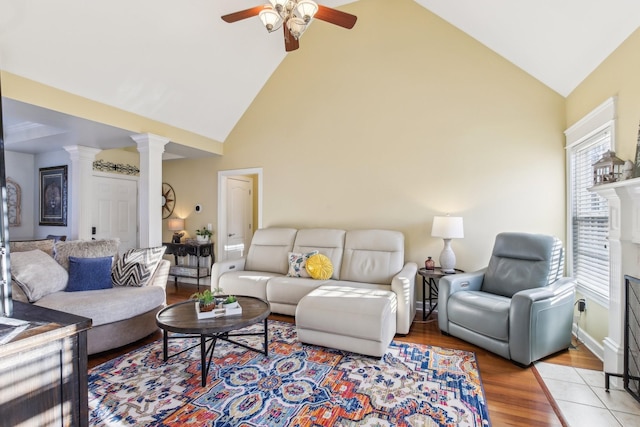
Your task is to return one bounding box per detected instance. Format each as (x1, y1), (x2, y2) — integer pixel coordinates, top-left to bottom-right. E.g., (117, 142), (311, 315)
(565, 97), (616, 303)
(568, 127), (611, 299)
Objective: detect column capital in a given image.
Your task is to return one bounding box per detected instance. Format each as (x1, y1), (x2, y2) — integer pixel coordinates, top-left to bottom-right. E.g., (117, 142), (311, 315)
(63, 145), (102, 161)
(131, 133), (170, 152)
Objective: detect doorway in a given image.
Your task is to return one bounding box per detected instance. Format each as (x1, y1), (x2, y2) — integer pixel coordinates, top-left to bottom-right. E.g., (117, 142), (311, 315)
(218, 168), (262, 262)
(92, 173), (138, 254)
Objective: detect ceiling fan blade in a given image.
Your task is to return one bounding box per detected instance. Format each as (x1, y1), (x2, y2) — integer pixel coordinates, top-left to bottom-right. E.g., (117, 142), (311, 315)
(284, 24), (299, 52)
(314, 5), (357, 29)
(221, 5), (265, 23)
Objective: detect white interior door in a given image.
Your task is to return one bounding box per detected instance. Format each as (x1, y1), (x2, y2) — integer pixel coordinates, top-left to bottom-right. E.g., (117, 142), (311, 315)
(225, 177), (253, 260)
(92, 174), (138, 254)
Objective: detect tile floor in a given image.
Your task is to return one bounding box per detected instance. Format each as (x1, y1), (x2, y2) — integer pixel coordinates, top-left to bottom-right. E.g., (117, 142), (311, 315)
(535, 362), (640, 426)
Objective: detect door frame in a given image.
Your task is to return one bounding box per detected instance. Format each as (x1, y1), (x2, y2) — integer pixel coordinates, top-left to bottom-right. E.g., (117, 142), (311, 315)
(217, 168), (262, 262)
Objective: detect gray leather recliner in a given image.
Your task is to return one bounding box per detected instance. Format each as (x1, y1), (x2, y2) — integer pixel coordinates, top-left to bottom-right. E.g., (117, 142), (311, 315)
(438, 232), (576, 366)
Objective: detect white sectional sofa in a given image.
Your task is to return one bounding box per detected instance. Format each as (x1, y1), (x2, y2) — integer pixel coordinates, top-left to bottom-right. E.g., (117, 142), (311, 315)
(211, 228), (418, 338)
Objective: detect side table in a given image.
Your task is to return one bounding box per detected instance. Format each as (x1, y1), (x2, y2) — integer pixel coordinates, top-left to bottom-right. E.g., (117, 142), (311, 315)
(163, 241), (215, 288)
(417, 267), (464, 320)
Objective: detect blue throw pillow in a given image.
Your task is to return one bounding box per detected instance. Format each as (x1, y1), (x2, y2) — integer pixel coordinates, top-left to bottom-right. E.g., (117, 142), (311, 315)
(65, 256), (114, 292)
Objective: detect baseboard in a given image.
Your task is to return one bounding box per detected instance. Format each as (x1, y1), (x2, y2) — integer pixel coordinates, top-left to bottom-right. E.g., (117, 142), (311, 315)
(573, 322), (604, 362)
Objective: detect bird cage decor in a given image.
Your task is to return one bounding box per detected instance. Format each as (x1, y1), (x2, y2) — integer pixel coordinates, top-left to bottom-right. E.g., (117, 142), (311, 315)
(593, 150), (625, 185)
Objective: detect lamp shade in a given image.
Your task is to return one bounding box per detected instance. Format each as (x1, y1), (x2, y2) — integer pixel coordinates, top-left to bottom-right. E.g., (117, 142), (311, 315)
(431, 216), (464, 239)
(167, 218), (185, 231)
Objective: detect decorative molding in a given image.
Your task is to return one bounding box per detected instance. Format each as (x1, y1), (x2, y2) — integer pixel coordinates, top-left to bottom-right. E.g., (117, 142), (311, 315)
(93, 159), (140, 176)
(5, 177), (21, 227)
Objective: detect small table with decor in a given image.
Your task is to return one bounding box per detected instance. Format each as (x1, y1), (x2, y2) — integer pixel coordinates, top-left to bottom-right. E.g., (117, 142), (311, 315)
(417, 267), (464, 320)
(163, 241), (214, 288)
(155, 295), (270, 387)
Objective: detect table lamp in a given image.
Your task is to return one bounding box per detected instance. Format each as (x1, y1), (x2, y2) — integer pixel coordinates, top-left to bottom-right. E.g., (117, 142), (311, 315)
(431, 215), (464, 273)
(168, 218), (185, 244)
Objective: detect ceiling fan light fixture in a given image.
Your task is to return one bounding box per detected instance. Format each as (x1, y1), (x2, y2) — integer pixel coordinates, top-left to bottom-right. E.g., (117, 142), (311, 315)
(287, 17), (307, 39)
(269, 0), (289, 15)
(259, 7), (283, 32)
(295, 0), (318, 23)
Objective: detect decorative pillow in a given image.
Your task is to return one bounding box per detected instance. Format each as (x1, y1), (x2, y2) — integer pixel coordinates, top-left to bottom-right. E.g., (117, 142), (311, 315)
(112, 246), (167, 287)
(10, 239), (55, 257)
(54, 239), (120, 271)
(287, 251), (319, 278)
(305, 254), (334, 280)
(10, 249), (69, 302)
(65, 256), (113, 292)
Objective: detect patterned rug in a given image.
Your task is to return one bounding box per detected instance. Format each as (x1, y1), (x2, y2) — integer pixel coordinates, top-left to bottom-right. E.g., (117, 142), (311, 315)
(89, 321), (490, 426)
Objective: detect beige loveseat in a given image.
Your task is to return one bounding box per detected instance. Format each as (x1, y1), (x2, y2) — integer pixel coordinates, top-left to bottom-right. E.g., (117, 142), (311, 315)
(211, 228), (417, 335)
(10, 238), (169, 355)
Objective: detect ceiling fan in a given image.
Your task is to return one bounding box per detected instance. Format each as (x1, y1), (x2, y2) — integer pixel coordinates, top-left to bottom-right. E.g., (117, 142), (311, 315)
(221, 0), (357, 52)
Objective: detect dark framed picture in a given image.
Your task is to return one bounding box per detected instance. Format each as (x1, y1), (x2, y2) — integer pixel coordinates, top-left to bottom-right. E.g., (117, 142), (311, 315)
(39, 165), (68, 226)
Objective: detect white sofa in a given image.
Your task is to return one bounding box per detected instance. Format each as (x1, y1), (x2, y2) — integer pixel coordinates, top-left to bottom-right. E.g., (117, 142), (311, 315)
(211, 228), (417, 335)
(10, 238), (169, 355)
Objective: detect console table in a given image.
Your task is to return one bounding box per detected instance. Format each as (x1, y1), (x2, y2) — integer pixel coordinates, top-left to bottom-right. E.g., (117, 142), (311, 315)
(163, 242), (215, 288)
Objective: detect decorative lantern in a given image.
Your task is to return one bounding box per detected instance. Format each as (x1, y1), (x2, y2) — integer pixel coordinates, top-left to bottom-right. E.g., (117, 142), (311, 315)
(593, 151), (625, 185)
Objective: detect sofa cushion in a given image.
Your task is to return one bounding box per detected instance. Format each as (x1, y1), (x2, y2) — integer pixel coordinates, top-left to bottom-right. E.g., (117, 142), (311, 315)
(286, 251), (318, 278)
(267, 276), (329, 305)
(447, 291), (510, 341)
(292, 228), (346, 279)
(245, 228), (297, 275)
(35, 286), (166, 327)
(340, 230), (404, 284)
(10, 239), (55, 257)
(54, 238), (120, 270)
(483, 233), (564, 297)
(306, 254), (334, 280)
(66, 256), (113, 292)
(112, 246), (167, 287)
(10, 249), (69, 302)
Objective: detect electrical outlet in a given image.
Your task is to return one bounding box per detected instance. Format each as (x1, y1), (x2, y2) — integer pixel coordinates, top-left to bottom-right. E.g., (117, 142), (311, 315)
(578, 299), (586, 312)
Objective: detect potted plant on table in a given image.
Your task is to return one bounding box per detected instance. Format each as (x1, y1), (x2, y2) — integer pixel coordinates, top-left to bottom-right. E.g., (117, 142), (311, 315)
(222, 295), (239, 309)
(191, 289), (216, 312)
(195, 227), (213, 243)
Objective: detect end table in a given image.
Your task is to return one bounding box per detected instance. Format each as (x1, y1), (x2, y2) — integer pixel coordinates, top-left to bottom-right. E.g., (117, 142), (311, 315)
(417, 267), (464, 320)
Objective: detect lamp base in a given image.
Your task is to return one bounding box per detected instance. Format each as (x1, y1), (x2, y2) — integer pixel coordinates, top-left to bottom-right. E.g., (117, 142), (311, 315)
(439, 238), (457, 274)
(172, 232), (184, 244)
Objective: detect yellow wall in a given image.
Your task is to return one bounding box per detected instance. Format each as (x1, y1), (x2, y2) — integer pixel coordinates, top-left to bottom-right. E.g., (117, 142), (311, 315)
(163, 0), (567, 276)
(565, 27), (640, 346)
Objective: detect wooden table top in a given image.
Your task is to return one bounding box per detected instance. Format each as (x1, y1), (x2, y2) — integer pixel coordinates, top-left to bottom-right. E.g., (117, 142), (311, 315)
(156, 295), (270, 335)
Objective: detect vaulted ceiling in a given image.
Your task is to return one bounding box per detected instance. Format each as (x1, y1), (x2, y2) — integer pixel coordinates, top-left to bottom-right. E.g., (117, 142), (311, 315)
(1, 0), (639, 157)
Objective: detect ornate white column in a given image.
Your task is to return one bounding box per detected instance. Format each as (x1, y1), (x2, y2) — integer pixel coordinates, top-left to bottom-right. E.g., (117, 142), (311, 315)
(64, 146), (101, 240)
(132, 133), (169, 248)
(592, 177), (640, 376)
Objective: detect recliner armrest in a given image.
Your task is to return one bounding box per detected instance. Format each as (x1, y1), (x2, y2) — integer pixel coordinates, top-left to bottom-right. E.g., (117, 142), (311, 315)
(210, 258), (247, 289)
(512, 277), (576, 303)
(392, 262), (418, 334)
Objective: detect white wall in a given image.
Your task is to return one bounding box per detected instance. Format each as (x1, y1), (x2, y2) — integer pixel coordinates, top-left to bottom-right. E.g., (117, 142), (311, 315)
(4, 151), (35, 239)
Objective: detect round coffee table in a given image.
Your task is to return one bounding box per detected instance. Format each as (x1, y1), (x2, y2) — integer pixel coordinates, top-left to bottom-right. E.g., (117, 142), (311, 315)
(156, 295), (270, 386)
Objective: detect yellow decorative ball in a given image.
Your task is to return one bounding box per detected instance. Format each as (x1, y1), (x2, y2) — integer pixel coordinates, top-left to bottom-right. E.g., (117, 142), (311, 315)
(305, 254), (333, 280)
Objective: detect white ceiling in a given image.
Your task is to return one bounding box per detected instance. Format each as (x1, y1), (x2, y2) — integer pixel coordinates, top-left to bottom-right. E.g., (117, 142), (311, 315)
(1, 0), (639, 157)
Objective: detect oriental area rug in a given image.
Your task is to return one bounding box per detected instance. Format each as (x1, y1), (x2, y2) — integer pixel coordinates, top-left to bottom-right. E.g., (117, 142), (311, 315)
(88, 321), (491, 427)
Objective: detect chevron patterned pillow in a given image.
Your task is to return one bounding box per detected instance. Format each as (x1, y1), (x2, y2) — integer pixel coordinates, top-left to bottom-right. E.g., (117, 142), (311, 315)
(112, 246), (167, 287)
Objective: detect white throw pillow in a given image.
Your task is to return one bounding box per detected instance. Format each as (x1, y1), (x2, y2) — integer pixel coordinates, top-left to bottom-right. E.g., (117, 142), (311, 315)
(11, 249), (69, 302)
(111, 246), (167, 287)
(286, 251), (319, 278)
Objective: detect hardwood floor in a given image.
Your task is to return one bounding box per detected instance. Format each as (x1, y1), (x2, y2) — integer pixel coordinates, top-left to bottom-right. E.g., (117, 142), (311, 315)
(89, 282), (602, 426)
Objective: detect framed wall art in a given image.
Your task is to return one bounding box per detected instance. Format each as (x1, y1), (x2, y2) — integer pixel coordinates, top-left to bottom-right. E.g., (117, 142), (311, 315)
(39, 165), (68, 226)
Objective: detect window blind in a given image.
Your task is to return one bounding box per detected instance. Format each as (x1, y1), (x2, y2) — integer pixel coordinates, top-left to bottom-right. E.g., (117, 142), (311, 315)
(570, 128), (610, 298)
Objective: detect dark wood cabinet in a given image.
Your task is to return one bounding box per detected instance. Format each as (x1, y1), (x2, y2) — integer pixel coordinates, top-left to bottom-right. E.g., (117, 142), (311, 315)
(0, 302), (91, 427)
